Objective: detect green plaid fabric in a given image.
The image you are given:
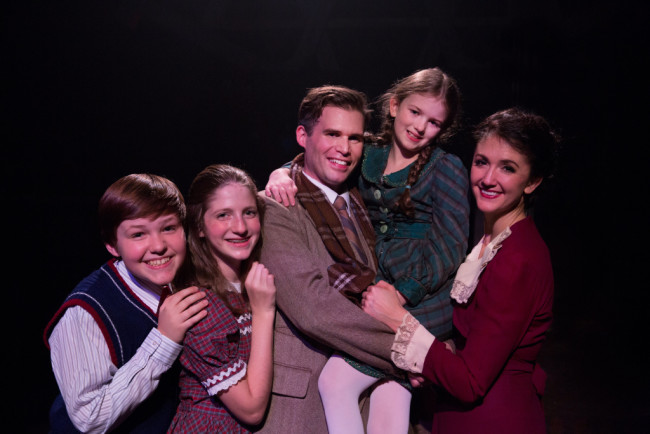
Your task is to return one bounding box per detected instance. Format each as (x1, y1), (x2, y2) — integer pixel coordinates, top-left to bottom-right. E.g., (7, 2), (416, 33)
(359, 145), (470, 339)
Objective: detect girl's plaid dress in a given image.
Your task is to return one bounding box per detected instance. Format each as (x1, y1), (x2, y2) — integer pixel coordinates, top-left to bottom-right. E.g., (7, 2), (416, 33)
(168, 289), (253, 433)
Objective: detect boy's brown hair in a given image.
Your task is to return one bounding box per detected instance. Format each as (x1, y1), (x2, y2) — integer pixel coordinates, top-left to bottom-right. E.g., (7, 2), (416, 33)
(98, 174), (186, 247)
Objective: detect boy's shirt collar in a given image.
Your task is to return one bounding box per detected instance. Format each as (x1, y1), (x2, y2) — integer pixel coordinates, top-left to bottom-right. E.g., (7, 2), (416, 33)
(115, 259), (163, 312)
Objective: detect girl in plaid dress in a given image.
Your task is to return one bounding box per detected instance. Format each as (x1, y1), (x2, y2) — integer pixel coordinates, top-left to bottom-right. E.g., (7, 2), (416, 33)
(169, 164), (276, 433)
(265, 68), (469, 433)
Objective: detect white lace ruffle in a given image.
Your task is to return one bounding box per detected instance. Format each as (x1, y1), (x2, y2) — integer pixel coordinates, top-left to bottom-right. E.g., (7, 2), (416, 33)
(391, 313), (420, 371)
(450, 226), (512, 304)
(450, 280), (476, 305)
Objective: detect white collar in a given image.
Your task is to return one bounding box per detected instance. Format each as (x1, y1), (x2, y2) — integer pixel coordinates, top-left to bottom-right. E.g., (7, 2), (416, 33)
(230, 281), (242, 294)
(450, 226), (512, 304)
(302, 171), (350, 205)
(114, 260), (166, 311)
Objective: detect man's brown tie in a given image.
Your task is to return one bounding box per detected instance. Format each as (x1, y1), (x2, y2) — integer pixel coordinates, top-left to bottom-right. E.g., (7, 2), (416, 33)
(334, 195), (368, 264)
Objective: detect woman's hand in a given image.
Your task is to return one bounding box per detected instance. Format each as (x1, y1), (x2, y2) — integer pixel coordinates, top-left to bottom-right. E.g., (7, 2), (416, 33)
(361, 280), (409, 332)
(408, 373), (429, 388)
(245, 262), (276, 315)
(264, 168), (297, 206)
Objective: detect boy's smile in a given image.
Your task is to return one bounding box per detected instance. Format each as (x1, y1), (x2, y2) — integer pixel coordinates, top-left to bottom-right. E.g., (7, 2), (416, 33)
(105, 213), (186, 294)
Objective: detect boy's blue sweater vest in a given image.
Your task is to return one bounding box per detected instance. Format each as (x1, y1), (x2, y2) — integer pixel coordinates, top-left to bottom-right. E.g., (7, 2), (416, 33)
(44, 260), (179, 433)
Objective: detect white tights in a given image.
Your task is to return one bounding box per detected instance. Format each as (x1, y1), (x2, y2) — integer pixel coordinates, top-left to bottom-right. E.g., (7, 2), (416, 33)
(318, 355), (411, 434)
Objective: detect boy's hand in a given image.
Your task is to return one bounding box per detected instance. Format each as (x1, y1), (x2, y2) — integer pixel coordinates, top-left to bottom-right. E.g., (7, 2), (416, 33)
(157, 286), (208, 343)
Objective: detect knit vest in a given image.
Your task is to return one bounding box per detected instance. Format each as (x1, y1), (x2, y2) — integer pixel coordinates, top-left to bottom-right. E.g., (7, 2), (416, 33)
(44, 260), (179, 433)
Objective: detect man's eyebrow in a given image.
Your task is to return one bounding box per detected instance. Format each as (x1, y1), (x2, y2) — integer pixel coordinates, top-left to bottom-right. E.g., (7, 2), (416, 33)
(322, 128), (341, 135)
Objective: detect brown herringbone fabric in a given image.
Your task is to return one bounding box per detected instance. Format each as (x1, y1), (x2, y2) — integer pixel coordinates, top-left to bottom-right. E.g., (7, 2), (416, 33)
(290, 153), (377, 305)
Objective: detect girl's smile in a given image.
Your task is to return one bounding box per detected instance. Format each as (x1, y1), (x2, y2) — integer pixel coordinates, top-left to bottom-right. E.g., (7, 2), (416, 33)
(200, 183), (261, 282)
(389, 93), (447, 161)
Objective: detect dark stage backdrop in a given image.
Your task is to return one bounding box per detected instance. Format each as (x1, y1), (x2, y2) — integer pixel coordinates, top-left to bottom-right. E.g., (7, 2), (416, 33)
(4, 1), (646, 432)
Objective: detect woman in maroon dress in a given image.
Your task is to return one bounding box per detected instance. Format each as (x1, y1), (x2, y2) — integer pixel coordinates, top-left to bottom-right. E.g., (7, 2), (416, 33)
(362, 108), (559, 434)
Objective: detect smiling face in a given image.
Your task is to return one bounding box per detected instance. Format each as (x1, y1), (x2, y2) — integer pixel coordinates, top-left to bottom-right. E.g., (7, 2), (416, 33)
(105, 213), (186, 293)
(200, 183), (261, 282)
(297, 105), (365, 193)
(389, 93), (447, 160)
(471, 134), (542, 233)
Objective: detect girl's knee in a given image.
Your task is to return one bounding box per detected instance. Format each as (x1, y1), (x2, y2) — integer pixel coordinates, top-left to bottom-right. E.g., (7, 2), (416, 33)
(318, 369), (347, 397)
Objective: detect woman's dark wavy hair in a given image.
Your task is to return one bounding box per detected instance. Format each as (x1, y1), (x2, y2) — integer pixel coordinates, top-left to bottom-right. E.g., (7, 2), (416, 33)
(375, 68), (462, 218)
(474, 107), (560, 210)
(176, 164), (265, 314)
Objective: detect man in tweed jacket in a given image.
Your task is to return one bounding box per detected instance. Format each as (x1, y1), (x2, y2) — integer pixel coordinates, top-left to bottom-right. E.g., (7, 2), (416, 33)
(256, 86), (399, 433)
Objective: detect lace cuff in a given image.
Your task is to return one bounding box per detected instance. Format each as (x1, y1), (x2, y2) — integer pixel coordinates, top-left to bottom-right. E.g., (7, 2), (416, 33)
(391, 313), (435, 373)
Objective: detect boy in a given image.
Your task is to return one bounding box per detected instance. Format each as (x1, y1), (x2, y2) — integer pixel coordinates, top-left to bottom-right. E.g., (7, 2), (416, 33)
(44, 173), (208, 433)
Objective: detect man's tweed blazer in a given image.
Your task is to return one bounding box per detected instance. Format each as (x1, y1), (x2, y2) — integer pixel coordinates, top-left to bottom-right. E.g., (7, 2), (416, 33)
(256, 194), (398, 433)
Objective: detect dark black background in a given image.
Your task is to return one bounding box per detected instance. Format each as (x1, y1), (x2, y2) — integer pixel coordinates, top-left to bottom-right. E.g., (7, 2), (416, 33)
(4, 1), (647, 432)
